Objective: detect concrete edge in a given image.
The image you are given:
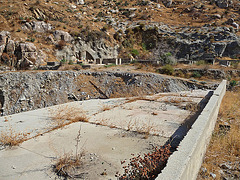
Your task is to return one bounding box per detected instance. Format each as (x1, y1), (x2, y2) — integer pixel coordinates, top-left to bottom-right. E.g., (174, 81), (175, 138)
(156, 80), (227, 180)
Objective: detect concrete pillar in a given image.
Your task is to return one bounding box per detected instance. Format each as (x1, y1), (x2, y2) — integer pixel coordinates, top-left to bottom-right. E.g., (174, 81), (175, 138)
(81, 51), (86, 61)
(119, 58), (122, 65)
(115, 58), (118, 65)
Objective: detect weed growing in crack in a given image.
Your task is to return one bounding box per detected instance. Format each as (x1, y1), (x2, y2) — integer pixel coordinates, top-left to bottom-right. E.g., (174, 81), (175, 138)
(117, 144), (172, 179)
(101, 104), (112, 111)
(0, 125), (29, 147)
(54, 126), (85, 178)
(49, 105), (88, 129)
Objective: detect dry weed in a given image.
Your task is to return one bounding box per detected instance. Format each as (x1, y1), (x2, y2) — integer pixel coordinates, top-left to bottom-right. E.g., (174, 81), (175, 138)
(54, 126), (85, 178)
(96, 118), (109, 126)
(0, 126), (29, 147)
(198, 90), (240, 179)
(185, 102), (200, 112)
(118, 144), (172, 179)
(49, 105), (88, 129)
(101, 104), (112, 111)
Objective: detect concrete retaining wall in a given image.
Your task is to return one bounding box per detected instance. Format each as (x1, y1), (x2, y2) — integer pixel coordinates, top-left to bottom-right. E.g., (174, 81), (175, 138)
(156, 80), (227, 180)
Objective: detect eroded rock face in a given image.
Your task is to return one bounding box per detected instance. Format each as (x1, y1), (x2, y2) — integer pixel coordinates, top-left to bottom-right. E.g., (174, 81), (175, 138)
(0, 32), (47, 69)
(52, 30), (118, 61)
(54, 39), (118, 61)
(150, 25), (240, 60)
(0, 71), (205, 116)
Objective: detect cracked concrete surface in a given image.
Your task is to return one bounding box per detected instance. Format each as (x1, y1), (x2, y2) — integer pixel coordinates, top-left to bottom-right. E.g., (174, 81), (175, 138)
(0, 90), (209, 179)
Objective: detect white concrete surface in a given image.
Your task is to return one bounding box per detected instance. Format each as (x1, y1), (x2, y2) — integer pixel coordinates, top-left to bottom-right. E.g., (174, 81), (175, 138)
(0, 90), (210, 179)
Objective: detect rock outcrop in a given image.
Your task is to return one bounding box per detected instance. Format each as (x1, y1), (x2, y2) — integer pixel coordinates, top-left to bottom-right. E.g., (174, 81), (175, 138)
(52, 30), (118, 61)
(21, 21), (53, 33)
(0, 70), (206, 116)
(147, 25), (240, 60)
(0, 32), (46, 69)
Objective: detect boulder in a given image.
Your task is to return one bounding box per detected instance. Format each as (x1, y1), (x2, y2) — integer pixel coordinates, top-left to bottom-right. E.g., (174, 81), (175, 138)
(163, 0), (172, 8)
(232, 22), (239, 30)
(215, 0), (232, 8)
(32, 8), (46, 20)
(53, 30), (73, 43)
(14, 42), (39, 69)
(6, 40), (15, 55)
(0, 31), (10, 46)
(0, 31), (11, 57)
(72, 0), (84, 5)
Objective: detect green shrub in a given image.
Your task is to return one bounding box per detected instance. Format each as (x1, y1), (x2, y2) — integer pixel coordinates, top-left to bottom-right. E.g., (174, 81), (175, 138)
(192, 71), (202, 78)
(231, 62), (239, 69)
(104, 63), (116, 68)
(142, 43), (147, 51)
(161, 65), (174, 75)
(196, 60), (206, 66)
(160, 52), (176, 65)
(68, 60), (74, 65)
(230, 80), (237, 87)
(131, 49), (139, 57)
(60, 59), (67, 64)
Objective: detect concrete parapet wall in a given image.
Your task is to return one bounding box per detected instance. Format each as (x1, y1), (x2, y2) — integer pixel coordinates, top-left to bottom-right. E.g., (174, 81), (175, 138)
(156, 80), (227, 180)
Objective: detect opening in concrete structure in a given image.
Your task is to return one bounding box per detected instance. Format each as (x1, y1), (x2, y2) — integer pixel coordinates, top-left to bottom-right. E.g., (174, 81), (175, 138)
(0, 90), (4, 115)
(86, 51), (94, 60)
(77, 51), (82, 59)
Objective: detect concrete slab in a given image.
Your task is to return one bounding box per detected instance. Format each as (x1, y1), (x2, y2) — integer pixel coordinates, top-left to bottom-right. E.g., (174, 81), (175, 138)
(0, 89), (210, 179)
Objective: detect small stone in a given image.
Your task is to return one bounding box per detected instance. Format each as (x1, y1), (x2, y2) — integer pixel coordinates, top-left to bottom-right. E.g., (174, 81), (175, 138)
(210, 172), (216, 179)
(112, 147), (115, 150)
(11, 165), (16, 169)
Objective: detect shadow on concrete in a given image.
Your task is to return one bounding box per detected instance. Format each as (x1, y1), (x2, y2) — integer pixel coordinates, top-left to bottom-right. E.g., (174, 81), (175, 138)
(165, 90), (214, 150)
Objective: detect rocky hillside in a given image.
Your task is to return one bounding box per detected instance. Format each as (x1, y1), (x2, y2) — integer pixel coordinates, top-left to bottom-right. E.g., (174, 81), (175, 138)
(0, 0), (239, 69)
(0, 70), (208, 115)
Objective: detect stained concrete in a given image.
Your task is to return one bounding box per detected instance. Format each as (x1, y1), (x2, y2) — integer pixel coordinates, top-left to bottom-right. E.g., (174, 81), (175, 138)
(0, 90), (210, 179)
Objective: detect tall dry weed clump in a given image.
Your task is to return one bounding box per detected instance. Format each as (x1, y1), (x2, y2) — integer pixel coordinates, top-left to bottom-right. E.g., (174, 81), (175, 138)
(54, 127), (85, 178)
(49, 105), (88, 129)
(0, 126), (29, 147)
(199, 89), (240, 179)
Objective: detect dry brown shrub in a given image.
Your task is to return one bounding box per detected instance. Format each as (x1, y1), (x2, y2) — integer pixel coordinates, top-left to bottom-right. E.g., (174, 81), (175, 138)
(49, 105), (88, 129)
(0, 126), (29, 147)
(185, 102), (199, 112)
(57, 40), (66, 50)
(58, 64), (82, 71)
(101, 104), (112, 111)
(54, 127), (85, 178)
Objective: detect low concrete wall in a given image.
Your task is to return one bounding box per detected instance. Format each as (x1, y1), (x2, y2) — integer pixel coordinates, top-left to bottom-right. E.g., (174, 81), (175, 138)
(156, 80), (227, 180)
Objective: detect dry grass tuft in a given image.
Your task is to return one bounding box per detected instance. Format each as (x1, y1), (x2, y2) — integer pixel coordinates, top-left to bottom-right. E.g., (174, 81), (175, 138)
(101, 104), (112, 111)
(54, 126), (85, 178)
(49, 105), (88, 129)
(198, 90), (240, 179)
(54, 152), (84, 178)
(0, 126), (29, 147)
(185, 102), (200, 112)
